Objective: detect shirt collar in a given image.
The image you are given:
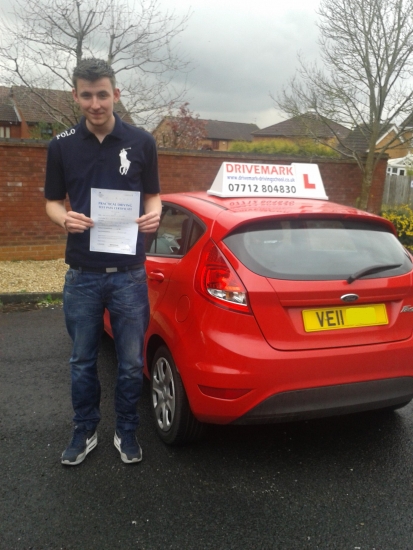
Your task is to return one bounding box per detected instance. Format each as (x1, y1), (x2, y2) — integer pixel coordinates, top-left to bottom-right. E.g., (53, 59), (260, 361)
(79, 111), (123, 141)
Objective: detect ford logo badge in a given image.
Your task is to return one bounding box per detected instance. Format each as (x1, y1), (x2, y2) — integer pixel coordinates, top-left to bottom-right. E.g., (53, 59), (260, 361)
(341, 294), (359, 302)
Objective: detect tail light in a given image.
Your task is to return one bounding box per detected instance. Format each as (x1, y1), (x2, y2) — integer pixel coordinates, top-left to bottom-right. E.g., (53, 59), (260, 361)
(195, 240), (251, 313)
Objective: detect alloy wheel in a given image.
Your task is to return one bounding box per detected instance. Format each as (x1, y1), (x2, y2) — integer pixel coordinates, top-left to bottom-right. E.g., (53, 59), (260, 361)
(152, 355), (176, 432)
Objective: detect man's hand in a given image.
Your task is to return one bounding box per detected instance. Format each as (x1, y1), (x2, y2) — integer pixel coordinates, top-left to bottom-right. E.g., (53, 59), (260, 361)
(46, 200), (93, 234)
(138, 194), (162, 233)
(137, 211), (160, 233)
(64, 211), (94, 233)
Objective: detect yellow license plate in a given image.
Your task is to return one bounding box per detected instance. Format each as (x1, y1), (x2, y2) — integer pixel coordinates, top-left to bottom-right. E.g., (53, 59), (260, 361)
(302, 304), (388, 332)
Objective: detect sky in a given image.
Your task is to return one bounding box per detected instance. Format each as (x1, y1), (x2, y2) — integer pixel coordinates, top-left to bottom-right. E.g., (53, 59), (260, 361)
(159, 0), (321, 129)
(0, 0), (322, 130)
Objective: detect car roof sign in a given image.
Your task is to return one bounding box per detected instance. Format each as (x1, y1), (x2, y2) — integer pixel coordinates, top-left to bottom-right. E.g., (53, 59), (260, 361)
(207, 162), (328, 200)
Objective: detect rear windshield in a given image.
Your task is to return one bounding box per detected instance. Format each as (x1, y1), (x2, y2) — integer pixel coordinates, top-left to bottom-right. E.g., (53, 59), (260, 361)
(223, 218), (412, 281)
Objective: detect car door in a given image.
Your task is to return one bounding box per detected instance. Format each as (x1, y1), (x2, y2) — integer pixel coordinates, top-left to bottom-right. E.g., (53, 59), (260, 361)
(145, 203), (196, 315)
(103, 203), (197, 338)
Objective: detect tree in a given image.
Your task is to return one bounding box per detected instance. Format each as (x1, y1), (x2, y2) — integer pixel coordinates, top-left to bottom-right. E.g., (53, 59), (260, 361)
(275, 0), (413, 211)
(29, 120), (66, 140)
(153, 102), (207, 149)
(0, 0), (191, 127)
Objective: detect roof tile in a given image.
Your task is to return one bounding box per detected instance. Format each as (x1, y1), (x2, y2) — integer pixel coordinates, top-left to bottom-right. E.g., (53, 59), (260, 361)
(253, 112), (350, 140)
(203, 120), (259, 141)
(0, 85), (135, 127)
(0, 86), (19, 123)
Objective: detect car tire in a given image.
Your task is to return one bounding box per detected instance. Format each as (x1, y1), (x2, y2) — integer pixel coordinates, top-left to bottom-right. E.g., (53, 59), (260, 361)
(150, 345), (204, 445)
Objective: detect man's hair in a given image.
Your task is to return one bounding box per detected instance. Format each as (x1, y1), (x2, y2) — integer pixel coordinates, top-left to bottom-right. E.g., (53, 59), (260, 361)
(72, 59), (116, 89)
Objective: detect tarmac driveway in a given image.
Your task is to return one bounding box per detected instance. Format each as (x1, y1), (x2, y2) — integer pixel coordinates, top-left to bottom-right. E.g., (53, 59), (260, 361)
(2, 306), (413, 549)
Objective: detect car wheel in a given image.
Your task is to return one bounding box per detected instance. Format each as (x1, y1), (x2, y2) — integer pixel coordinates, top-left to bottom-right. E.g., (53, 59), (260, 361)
(150, 345), (204, 445)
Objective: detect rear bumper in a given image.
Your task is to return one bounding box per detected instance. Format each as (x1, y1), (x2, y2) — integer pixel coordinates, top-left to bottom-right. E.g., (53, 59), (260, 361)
(231, 377), (413, 425)
(147, 302), (413, 425)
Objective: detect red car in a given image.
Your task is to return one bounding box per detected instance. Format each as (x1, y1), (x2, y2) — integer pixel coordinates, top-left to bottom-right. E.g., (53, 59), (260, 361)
(104, 163), (413, 444)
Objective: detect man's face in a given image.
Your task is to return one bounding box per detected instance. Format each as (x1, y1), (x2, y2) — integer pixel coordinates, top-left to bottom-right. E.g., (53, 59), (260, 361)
(72, 77), (120, 133)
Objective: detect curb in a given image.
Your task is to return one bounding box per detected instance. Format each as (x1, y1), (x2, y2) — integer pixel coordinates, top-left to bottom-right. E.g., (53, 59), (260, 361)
(0, 292), (63, 305)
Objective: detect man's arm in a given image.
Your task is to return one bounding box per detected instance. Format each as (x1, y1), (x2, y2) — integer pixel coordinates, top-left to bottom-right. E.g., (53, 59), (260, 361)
(137, 193), (162, 233)
(45, 199), (94, 233)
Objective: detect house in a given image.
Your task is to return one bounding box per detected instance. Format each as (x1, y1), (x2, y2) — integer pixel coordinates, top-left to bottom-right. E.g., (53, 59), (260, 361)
(252, 112), (350, 146)
(200, 120), (260, 151)
(386, 154), (413, 176)
(374, 127), (412, 159)
(338, 109), (413, 161)
(342, 124), (409, 160)
(153, 117), (259, 151)
(0, 86), (20, 138)
(340, 119), (413, 178)
(254, 111), (413, 167)
(0, 85), (134, 139)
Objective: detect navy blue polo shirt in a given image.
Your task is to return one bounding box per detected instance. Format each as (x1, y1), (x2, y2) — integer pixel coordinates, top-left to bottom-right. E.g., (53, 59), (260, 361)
(45, 113), (160, 268)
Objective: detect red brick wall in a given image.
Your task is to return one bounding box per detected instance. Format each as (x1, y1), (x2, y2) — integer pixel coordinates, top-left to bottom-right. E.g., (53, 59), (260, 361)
(0, 140), (387, 261)
(0, 140), (67, 261)
(158, 150), (386, 214)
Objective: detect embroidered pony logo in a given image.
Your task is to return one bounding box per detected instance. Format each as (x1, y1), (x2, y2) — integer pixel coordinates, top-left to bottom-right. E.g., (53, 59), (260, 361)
(119, 148), (131, 175)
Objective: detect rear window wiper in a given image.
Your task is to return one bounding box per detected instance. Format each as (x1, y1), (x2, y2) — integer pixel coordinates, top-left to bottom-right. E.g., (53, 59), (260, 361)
(347, 264), (402, 284)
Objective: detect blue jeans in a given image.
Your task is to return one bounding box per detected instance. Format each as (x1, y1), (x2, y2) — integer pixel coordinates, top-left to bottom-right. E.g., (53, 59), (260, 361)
(63, 266), (149, 433)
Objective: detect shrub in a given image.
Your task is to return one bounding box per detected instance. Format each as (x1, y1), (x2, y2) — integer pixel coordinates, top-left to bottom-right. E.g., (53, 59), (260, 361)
(228, 138), (340, 158)
(380, 204), (413, 248)
(29, 120), (66, 140)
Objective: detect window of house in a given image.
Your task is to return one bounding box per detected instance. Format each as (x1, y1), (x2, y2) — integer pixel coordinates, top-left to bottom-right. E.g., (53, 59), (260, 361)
(387, 166), (407, 176)
(0, 126), (10, 138)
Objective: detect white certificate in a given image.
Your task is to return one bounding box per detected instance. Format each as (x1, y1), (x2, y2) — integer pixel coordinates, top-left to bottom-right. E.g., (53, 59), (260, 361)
(90, 188), (140, 255)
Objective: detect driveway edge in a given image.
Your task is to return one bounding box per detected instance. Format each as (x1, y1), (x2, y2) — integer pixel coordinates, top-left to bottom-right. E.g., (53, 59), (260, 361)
(0, 292), (63, 304)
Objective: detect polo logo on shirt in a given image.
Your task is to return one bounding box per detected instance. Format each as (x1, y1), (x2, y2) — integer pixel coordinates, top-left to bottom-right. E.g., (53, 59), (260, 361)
(119, 148), (131, 175)
(56, 128), (76, 140)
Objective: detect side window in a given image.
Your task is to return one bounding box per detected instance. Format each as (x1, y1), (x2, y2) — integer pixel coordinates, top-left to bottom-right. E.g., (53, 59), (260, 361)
(145, 205), (190, 256)
(187, 220), (204, 251)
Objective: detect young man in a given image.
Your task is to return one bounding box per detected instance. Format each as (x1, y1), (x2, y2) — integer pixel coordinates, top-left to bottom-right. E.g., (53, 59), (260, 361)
(45, 58), (162, 465)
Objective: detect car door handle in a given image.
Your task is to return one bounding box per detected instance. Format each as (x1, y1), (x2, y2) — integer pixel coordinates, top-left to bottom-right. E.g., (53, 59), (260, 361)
(148, 270), (165, 282)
